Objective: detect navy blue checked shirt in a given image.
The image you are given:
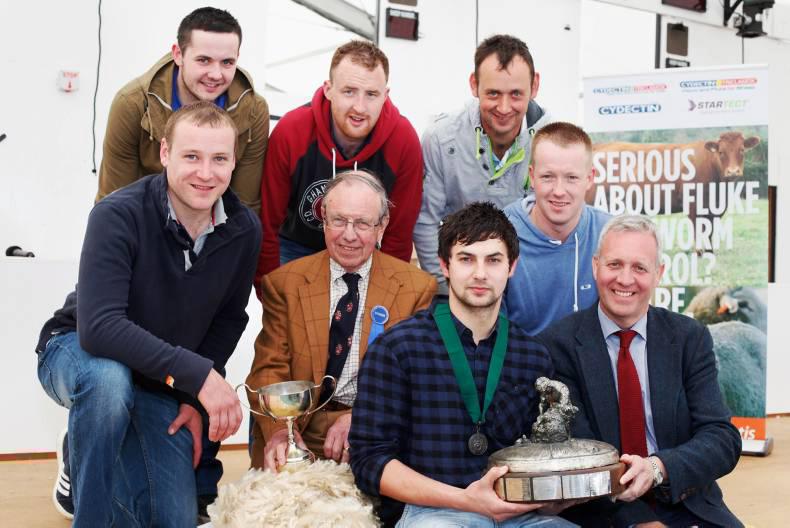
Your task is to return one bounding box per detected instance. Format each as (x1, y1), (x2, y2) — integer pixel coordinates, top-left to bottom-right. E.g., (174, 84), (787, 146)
(350, 298), (554, 496)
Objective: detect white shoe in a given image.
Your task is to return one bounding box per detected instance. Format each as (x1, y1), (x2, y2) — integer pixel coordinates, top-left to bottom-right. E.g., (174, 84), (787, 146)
(53, 428), (74, 520)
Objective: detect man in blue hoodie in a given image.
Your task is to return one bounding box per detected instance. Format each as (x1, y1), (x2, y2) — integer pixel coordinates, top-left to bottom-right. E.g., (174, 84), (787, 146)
(504, 122), (610, 335)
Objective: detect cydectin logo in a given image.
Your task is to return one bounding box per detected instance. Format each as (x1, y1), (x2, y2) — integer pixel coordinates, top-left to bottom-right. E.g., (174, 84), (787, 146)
(598, 103), (662, 115)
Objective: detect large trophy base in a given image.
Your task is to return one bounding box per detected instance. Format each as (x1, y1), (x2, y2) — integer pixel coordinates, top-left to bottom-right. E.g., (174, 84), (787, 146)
(488, 376), (629, 505)
(494, 462), (626, 503)
(489, 438), (626, 503)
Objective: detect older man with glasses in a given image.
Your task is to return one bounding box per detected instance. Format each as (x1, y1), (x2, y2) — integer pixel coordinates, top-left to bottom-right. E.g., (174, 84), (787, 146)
(246, 170), (436, 471)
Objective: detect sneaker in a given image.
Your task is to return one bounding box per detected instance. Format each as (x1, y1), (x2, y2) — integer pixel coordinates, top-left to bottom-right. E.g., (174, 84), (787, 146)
(53, 428), (74, 520)
(197, 494), (217, 525)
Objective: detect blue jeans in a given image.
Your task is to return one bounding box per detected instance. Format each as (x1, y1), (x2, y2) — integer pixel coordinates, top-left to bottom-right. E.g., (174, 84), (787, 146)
(279, 235), (317, 266)
(396, 504), (578, 528)
(37, 332), (197, 527)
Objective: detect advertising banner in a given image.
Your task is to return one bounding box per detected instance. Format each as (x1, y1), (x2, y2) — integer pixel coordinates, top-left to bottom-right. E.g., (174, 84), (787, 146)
(584, 65), (769, 446)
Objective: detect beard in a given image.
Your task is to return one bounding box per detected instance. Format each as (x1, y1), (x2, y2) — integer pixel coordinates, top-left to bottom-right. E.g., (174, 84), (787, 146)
(447, 280), (501, 312)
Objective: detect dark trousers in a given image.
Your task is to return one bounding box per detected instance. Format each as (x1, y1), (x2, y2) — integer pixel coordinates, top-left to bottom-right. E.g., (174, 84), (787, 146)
(561, 497), (718, 528)
(195, 430), (223, 497)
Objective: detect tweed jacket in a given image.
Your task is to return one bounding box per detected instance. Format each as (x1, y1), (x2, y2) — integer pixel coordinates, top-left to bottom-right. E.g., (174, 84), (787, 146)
(539, 304), (743, 528)
(247, 250), (436, 456)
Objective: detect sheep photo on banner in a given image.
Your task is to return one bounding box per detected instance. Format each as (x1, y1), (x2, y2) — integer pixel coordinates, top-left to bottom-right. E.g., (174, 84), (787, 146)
(584, 65), (770, 451)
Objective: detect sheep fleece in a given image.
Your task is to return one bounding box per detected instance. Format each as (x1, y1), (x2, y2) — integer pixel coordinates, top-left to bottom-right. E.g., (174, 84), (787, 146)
(208, 460), (378, 527)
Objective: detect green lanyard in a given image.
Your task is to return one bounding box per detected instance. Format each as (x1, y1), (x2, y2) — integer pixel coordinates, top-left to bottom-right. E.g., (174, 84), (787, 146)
(433, 303), (509, 425)
(488, 141), (526, 184)
(475, 127), (529, 188)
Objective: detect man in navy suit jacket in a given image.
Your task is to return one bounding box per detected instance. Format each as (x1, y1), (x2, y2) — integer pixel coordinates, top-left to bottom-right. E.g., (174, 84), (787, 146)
(540, 214), (742, 528)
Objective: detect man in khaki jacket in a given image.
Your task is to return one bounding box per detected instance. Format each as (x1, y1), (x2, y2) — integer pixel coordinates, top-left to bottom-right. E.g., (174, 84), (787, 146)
(98, 6), (268, 212)
(247, 170), (436, 471)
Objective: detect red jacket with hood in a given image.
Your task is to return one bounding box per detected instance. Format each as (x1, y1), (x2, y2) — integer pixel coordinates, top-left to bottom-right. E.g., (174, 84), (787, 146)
(256, 86), (422, 293)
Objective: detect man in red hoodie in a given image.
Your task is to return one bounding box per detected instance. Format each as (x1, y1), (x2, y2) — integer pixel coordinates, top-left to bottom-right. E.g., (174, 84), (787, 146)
(256, 40), (422, 296)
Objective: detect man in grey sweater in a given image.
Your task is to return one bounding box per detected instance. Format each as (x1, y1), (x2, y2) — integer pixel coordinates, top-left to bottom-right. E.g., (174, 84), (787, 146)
(413, 34), (551, 292)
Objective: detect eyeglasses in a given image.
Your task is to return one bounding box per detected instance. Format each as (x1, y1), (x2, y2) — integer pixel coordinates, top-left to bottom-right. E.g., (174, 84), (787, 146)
(324, 215), (382, 233)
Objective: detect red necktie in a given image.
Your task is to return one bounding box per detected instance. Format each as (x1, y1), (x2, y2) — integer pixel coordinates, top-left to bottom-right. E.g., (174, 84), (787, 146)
(616, 329), (648, 457)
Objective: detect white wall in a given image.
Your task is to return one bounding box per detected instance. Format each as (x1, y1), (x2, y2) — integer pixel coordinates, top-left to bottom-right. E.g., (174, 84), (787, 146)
(580, 2), (657, 78)
(2, 260), (78, 454)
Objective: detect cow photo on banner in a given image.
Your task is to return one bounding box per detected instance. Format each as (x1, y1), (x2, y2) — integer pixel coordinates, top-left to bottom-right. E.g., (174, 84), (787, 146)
(584, 65), (769, 447)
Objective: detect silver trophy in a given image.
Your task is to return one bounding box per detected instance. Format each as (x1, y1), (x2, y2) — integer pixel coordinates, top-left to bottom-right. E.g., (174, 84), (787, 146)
(487, 377), (626, 502)
(238, 376), (336, 467)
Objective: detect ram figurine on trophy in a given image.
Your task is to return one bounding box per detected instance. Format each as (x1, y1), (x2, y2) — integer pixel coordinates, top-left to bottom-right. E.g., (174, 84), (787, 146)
(238, 376), (336, 468)
(487, 377), (626, 502)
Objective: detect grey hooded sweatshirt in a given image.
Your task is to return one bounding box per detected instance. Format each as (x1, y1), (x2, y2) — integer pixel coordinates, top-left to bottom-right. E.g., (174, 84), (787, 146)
(413, 98), (551, 291)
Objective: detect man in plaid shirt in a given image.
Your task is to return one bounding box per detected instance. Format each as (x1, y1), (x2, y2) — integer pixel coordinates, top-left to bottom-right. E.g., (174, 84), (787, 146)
(350, 202), (576, 527)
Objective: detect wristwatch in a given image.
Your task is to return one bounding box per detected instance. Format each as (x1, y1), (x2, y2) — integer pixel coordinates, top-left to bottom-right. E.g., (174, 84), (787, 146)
(648, 456), (664, 487)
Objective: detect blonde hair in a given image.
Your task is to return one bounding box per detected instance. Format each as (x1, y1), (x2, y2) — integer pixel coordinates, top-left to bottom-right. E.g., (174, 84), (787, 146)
(164, 101), (238, 154)
(530, 121), (592, 167)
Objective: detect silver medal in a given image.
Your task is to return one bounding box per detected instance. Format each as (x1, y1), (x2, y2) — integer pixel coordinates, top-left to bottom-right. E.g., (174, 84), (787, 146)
(468, 431), (488, 455)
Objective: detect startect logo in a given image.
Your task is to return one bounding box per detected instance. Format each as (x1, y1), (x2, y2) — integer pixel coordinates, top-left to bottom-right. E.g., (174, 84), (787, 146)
(688, 99), (748, 112)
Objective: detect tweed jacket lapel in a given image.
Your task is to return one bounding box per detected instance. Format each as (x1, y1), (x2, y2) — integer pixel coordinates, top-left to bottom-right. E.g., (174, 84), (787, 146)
(359, 251), (402, 361)
(297, 252), (332, 384)
(645, 306), (680, 452)
(575, 304), (621, 449)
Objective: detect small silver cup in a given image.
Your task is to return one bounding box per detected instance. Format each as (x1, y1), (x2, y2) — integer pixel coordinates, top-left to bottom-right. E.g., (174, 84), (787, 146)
(237, 376), (336, 467)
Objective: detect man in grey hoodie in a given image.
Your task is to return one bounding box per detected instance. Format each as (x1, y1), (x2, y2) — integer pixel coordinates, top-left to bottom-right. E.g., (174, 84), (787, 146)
(414, 34), (551, 292)
(504, 122), (610, 336)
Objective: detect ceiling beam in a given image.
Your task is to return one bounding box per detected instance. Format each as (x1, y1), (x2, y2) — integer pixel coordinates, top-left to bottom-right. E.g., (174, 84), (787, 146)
(290, 0), (376, 41)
